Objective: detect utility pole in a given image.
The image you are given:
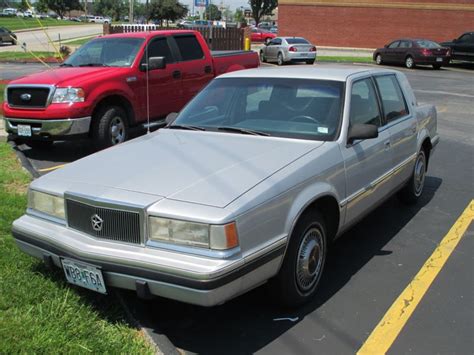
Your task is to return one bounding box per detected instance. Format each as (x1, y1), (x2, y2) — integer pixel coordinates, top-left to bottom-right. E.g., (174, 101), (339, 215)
(129, 0), (134, 23)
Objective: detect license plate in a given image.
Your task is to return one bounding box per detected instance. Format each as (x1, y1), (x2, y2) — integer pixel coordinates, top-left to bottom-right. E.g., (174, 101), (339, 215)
(436, 57), (443, 62)
(62, 259), (107, 294)
(17, 124), (32, 137)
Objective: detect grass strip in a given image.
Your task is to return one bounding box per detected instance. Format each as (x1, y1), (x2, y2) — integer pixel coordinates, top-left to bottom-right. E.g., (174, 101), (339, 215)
(0, 51), (60, 61)
(318, 56), (373, 63)
(63, 36), (97, 46)
(0, 17), (88, 31)
(0, 142), (153, 354)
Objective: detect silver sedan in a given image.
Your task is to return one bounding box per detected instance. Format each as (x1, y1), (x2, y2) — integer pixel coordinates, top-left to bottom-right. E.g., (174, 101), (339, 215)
(260, 37), (317, 65)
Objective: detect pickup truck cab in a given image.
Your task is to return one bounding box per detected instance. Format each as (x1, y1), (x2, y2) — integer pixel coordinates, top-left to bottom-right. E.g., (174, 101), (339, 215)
(441, 32), (474, 63)
(12, 66), (439, 307)
(3, 30), (259, 149)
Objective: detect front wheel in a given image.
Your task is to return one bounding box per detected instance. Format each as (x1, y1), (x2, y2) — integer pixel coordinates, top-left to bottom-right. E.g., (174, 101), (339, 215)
(398, 150), (427, 205)
(405, 56), (415, 69)
(92, 106), (129, 150)
(270, 210), (327, 307)
(375, 54), (383, 65)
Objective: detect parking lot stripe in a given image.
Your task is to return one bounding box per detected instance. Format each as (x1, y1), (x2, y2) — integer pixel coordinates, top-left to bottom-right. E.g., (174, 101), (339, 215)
(357, 200), (474, 355)
(37, 164), (67, 173)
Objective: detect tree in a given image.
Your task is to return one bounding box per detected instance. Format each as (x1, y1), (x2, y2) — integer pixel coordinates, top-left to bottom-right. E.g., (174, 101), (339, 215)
(248, 0), (276, 26)
(205, 4), (221, 21)
(234, 8), (245, 24)
(40, 0), (83, 19)
(222, 7), (233, 22)
(35, 0), (49, 14)
(93, 0), (127, 21)
(17, 0), (29, 12)
(147, 0), (188, 24)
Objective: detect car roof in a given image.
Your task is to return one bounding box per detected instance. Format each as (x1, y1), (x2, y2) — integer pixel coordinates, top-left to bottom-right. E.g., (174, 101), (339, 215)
(218, 65), (398, 81)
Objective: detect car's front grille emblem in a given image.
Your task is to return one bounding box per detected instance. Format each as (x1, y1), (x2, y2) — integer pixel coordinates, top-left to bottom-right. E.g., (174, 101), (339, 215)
(91, 214), (103, 231)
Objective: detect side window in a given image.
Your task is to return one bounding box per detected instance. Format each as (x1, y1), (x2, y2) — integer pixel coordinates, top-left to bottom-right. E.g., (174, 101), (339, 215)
(350, 79), (382, 127)
(399, 41), (411, 48)
(274, 38), (282, 45)
(375, 75), (409, 122)
(388, 41), (400, 49)
(146, 37), (174, 63)
(174, 35), (204, 61)
(458, 34), (473, 43)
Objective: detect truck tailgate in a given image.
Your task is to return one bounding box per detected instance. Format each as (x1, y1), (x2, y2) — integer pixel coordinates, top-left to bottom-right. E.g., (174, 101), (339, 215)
(211, 50), (259, 76)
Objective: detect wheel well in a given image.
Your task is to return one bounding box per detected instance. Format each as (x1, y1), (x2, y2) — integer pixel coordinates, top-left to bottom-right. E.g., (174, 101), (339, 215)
(421, 138), (432, 169)
(92, 95), (135, 128)
(299, 195), (340, 242)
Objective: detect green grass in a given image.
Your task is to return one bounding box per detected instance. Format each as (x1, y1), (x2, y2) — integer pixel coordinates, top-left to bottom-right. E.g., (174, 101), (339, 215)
(0, 84), (5, 103)
(0, 17), (88, 31)
(0, 51), (59, 61)
(0, 143), (153, 354)
(64, 35), (97, 46)
(318, 56), (373, 63)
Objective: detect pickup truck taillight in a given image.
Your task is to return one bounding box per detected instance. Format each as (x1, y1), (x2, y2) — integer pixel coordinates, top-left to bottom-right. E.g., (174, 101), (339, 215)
(289, 46), (297, 52)
(421, 48), (432, 56)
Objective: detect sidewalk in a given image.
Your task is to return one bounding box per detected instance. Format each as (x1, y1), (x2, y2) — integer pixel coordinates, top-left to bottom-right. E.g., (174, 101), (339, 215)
(0, 117), (7, 142)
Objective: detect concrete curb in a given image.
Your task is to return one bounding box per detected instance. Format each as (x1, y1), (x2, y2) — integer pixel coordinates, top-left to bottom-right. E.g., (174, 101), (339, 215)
(7, 140), (40, 179)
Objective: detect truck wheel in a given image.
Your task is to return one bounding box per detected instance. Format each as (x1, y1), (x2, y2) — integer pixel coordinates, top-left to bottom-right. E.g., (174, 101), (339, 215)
(405, 56), (415, 69)
(271, 210), (327, 307)
(277, 53), (284, 66)
(92, 106), (129, 150)
(398, 150), (426, 205)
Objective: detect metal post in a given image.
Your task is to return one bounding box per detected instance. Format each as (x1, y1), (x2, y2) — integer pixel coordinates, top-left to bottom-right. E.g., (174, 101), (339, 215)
(129, 0), (134, 23)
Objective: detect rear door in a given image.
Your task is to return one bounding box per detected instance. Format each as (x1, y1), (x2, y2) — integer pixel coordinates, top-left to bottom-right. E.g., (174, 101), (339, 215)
(171, 33), (214, 106)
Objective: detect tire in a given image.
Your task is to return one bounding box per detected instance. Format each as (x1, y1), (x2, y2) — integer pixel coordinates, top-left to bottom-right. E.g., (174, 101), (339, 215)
(260, 50), (266, 63)
(25, 140), (53, 149)
(375, 54), (383, 65)
(11, 39), (17, 45)
(92, 105), (129, 150)
(277, 52), (284, 66)
(432, 64), (442, 70)
(405, 56), (415, 69)
(271, 210), (327, 307)
(306, 59), (315, 65)
(398, 150), (427, 205)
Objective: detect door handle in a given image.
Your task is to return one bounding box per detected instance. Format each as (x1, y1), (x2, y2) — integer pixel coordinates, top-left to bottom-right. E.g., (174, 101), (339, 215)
(204, 65), (212, 74)
(172, 70), (181, 79)
(384, 140), (391, 149)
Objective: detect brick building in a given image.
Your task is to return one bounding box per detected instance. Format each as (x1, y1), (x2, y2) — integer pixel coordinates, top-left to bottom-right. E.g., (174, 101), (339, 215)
(278, 0), (474, 48)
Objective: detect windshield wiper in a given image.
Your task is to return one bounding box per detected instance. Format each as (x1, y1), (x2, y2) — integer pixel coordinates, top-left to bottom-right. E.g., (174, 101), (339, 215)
(60, 63), (73, 67)
(78, 63), (109, 67)
(217, 126), (269, 136)
(167, 124), (206, 131)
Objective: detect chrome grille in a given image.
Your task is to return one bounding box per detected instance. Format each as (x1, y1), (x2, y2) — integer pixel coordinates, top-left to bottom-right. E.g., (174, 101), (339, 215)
(66, 199), (141, 244)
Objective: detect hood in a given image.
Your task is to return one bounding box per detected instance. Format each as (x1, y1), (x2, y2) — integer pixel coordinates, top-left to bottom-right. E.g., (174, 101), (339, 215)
(41, 130), (323, 208)
(10, 67), (127, 87)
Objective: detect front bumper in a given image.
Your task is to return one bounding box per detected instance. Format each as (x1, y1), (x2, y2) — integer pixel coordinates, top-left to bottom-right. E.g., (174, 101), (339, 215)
(4, 116), (91, 140)
(12, 215), (285, 306)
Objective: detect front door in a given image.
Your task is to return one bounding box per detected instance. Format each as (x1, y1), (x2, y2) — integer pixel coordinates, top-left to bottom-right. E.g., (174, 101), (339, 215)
(342, 77), (394, 226)
(453, 33), (474, 61)
(384, 40), (400, 63)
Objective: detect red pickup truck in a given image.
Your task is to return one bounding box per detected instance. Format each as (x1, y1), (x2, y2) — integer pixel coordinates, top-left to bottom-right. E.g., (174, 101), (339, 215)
(3, 30), (259, 149)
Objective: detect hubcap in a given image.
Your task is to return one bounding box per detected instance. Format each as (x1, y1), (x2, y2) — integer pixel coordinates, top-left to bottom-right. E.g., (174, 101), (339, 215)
(296, 227), (324, 294)
(376, 55), (382, 64)
(406, 57), (414, 68)
(414, 153), (426, 196)
(110, 116), (125, 145)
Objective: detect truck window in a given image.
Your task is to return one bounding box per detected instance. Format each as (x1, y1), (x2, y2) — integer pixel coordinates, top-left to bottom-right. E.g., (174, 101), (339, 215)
(350, 79), (382, 127)
(174, 35), (204, 61)
(146, 37), (175, 63)
(374, 75), (408, 123)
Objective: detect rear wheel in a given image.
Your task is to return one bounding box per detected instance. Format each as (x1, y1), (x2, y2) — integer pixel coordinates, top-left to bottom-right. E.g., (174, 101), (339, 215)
(306, 59), (315, 65)
(375, 54), (383, 65)
(405, 56), (415, 69)
(271, 210), (327, 307)
(398, 150), (427, 205)
(277, 52), (284, 66)
(92, 106), (129, 150)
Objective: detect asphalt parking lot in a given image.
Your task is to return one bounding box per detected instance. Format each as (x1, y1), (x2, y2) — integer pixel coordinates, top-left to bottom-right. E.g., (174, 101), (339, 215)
(6, 62), (474, 354)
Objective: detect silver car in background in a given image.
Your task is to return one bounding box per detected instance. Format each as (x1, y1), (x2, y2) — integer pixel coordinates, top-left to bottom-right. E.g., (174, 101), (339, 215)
(260, 37), (317, 65)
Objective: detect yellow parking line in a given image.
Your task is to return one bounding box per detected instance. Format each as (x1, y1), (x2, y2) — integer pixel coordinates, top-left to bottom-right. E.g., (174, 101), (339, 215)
(37, 164), (67, 172)
(358, 200), (474, 355)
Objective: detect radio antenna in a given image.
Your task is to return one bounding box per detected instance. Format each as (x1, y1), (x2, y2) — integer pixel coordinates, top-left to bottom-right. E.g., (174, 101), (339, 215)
(145, 30), (150, 134)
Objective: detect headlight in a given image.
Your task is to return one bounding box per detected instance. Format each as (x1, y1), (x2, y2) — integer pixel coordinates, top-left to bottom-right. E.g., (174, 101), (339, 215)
(28, 190), (65, 220)
(51, 87), (85, 103)
(148, 217), (239, 250)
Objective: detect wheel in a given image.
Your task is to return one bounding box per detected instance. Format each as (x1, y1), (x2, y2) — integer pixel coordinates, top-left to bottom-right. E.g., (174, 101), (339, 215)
(271, 210), (327, 307)
(375, 54), (383, 65)
(277, 52), (284, 66)
(398, 150), (427, 205)
(25, 140), (53, 149)
(92, 106), (129, 150)
(260, 50), (266, 63)
(405, 56), (415, 69)
(306, 59), (315, 65)
(432, 64), (442, 70)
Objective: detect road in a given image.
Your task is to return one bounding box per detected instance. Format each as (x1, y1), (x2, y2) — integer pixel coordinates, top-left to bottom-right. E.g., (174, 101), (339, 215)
(0, 24), (102, 52)
(3, 62), (474, 354)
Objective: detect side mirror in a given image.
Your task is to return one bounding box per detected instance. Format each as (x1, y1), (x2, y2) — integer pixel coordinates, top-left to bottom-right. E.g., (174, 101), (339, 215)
(347, 123), (378, 144)
(165, 112), (178, 125)
(140, 56), (166, 71)
(452, 38), (457, 42)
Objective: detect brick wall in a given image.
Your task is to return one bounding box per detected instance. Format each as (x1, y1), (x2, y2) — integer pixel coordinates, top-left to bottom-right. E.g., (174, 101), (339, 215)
(279, 5), (474, 48)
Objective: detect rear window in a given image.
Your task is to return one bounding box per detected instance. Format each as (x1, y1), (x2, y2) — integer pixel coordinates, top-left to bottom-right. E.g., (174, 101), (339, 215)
(415, 40), (441, 48)
(286, 38), (310, 44)
(174, 35), (204, 61)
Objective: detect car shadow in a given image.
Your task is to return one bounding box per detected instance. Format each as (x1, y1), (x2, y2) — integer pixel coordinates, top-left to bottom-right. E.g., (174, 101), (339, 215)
(118, 176), (442, 354)
(18, 140), (95, 166)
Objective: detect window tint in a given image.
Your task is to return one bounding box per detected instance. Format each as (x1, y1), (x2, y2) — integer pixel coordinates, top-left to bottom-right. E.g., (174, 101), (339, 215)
(458, 34), (473, 43)
(415, 40), (440, 48)
(147, 37), (174, 63)
(174, 35), (204, 61)
(388, 41), (400, 49)
(375, 75), (408, 122)
(286, 38), (309, 44)
(399, 41), (412, 48)
(350, 79), (382, 127)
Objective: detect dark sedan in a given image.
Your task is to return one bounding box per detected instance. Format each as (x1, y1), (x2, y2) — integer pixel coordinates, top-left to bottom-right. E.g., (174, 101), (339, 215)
(373, 39), (450, 69)
(0, 27), (17, 45)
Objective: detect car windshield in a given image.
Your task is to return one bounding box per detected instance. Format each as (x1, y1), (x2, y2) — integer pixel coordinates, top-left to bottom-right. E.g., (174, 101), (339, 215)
(286, 38), (309, 44)
(63, 37), (144, 67)
(415, 40), (441, 48)
(171, 78), (344, 141)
